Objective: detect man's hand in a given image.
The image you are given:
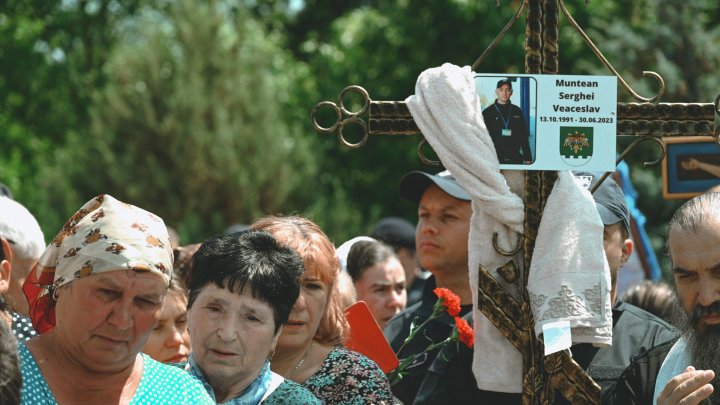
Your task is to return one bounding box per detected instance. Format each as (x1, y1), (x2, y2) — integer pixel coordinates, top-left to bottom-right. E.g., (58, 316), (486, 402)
(657, 366), (715, 405)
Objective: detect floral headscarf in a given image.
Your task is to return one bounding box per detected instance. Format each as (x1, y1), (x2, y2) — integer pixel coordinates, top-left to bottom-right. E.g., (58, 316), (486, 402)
(23, 194), (174, 334)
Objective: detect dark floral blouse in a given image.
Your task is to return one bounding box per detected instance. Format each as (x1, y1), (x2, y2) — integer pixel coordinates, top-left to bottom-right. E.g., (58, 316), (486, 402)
(304, 346), (394, 405)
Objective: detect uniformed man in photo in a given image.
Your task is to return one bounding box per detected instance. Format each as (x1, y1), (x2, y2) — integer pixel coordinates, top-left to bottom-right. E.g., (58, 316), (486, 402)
(482, 78), (533, 164)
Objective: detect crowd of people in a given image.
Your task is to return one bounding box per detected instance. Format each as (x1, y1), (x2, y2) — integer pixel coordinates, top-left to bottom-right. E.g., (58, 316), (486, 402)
(0, 164), (717, 404)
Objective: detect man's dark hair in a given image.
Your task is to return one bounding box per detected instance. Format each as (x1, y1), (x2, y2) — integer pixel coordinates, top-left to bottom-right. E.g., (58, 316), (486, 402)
(496, 78), (513, 89)
(0, 317), (21, 405)
(668, 192), (720, 235)
(666, 192), (720, 261)
(346, 240), (396, 282)
(188, 230), (303, 332)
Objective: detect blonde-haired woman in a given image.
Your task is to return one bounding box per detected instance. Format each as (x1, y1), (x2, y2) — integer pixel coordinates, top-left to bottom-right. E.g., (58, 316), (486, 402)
(252, 216), (393, 405)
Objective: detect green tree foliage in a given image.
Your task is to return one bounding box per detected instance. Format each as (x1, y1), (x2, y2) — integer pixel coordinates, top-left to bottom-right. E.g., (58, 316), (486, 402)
(277, 0), (533, 242)
(579, 0), (720, 276)
(1, 0), (718, 257)
(289, 0), (719, 264)
(0, 0), (147, 229)
(35, 0), (318, 242)
(576, 0), (720, 102)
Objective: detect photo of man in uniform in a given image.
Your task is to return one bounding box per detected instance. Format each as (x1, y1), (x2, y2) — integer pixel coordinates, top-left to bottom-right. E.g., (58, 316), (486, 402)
(482, 78), (533, 164)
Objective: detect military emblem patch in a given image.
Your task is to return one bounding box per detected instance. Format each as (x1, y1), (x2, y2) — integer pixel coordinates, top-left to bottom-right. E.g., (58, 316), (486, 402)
(560, 126), (594, 167)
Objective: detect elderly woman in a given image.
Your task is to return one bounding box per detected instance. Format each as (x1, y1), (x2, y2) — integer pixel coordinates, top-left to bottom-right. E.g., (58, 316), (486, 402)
(251, 216), (394, 404)
(184, 230), (319, 403)
(19, 194), (213, 404)
(346, 240), (407, 329)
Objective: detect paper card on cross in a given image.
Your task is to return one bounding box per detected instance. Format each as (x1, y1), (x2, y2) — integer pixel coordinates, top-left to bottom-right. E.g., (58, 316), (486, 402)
(474, 73), (618, 172)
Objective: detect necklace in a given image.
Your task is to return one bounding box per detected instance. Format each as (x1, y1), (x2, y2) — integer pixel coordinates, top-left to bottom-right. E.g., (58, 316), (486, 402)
(288, 341), (314, 377)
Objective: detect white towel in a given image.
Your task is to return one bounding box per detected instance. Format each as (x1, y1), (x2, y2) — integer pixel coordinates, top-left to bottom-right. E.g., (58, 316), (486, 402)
(653, 337), (691, 405)
(529, 173), (613, 345)
(406, 63), (526, 392)
(405, 63), (612, 392)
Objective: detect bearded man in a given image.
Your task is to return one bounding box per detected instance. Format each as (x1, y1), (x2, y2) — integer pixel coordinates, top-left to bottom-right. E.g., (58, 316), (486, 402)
(654, 192), (720, 405)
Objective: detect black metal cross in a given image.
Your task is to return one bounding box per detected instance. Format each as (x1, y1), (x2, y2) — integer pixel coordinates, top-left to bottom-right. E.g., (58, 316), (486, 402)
(311, 1), (719, 403)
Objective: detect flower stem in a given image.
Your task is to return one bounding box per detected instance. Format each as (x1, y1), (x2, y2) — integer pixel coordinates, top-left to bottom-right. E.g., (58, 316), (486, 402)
(395, 300), (445, 356)
(387, 336), (454, 386)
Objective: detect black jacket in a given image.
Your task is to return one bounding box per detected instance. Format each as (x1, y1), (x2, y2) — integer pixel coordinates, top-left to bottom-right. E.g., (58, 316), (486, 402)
(383, 276), (472, 405)
(481, 101), (532, 164)
(414, 312), (522, 405)
(414, 301), (678, 405)
(568, 302), (678, 404)
(612, 338), (678, 405)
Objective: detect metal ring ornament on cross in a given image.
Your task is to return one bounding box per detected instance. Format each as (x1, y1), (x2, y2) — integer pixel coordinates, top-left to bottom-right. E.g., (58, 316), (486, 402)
(311, 85), (370, 148)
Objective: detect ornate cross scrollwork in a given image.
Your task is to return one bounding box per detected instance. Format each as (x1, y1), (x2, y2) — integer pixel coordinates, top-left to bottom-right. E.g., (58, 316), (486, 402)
(312, 94), (717, 153)
(311, 85), (371, 148)
(310, 0), (720, 403)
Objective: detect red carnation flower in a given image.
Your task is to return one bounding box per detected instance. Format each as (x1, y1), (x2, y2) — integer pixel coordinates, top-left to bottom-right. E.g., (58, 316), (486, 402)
(387, 287), (469, 387)
(433, 287), (461, 317)
(454, 316), (474, 349)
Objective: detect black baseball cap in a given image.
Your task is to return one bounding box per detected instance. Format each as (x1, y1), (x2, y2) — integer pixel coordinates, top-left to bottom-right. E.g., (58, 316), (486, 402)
(399, 170), (471, 202)
(573, 172), (630, 235)
(371, 217), (416, 250)
(496, 78), (513, 89)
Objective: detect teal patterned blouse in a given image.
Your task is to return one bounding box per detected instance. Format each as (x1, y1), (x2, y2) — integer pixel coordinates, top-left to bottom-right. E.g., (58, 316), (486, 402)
(18, 343), (214, 404)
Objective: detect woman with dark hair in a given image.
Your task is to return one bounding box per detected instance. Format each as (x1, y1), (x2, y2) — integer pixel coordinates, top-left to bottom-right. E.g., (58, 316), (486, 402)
(251, 216), (393, 405)
(18, 194), (212, 404)
(142, 277), (191, 364)
(143, 243), (199, 364)
(184, 230), (319, 403)
(0, 300), (22, 405)
(346, 240), (407, 329)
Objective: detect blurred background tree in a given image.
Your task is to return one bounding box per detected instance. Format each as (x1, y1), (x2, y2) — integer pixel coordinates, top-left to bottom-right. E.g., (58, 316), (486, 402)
(0, 0), (148, 231)
(2, 0), (719, 278)
(578, 0), (720, 267)
(33, 0), (319, 242)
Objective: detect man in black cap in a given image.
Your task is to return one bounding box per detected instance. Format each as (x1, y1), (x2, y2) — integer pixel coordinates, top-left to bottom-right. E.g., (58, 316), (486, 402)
(383, 169), (473, 404)
(481, 78), (533, 164)
(574, 172), (633, 304)
(567, 173), (677, 403)
(371, 217), (428, 307)
(414, 172), (677, 404)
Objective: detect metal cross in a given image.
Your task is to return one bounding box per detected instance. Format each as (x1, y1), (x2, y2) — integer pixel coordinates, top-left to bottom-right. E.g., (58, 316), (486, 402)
(311, 0), (720, 403)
